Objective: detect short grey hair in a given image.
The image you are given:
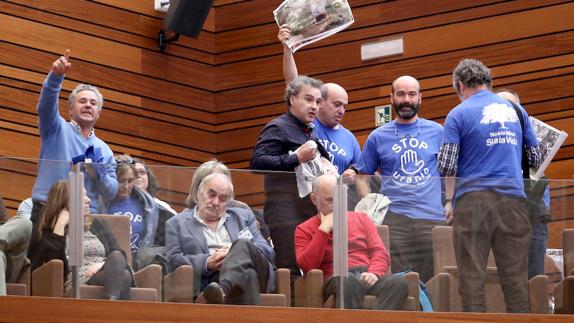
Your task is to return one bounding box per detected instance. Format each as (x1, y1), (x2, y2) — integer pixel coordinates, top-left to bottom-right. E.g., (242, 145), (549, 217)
(452, 58), (492, 92)
(284, 75), (323, 110)
(196, 173), (234, 203)
(187, 160), (231, 207)
(69, 84), (104, 110)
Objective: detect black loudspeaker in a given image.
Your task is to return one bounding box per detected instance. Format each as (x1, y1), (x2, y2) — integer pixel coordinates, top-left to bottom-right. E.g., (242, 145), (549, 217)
(163, 0), (213, 39)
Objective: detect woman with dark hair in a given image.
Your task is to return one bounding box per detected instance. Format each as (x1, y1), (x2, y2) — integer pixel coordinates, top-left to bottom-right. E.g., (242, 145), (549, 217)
(131, 158), (177, 247)
(99, 154), (159, 259)
(28, 180), (133, 300)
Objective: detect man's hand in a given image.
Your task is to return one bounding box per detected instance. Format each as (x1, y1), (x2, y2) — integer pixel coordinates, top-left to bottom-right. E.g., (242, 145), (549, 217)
(51, 49), (72, 76)
(360, 272), (379, 289)
(297, 142), (317, 163)
(444, 200), (453, 225)
(318, 212), (333, 234)
(278, 24), (291, 48)
(206, 247), (229, 271)
(342, 168), (357, 184)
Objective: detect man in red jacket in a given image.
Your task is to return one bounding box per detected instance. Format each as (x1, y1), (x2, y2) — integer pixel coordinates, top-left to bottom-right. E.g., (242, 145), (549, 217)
(295, 175), (408, 309)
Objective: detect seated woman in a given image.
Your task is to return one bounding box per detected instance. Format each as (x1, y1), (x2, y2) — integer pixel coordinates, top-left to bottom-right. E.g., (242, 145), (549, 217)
(186, 160), (271, 243)
(99, 155), (159, 258)
(28, 180), (133, 300)
(131, 157), (177, 247)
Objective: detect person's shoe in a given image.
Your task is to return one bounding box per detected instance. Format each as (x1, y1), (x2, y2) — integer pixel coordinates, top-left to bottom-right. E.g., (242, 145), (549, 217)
(203, 282), (226, 304)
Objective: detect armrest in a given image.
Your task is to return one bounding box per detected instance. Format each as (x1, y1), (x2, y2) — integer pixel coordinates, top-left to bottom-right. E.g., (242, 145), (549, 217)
(32, 259), (64, 297)
(163, 265), (194, 303)
(426, 272), (451, 312)
(528, 274), (550, 314)
(275, 268), (291, 307)
(294, 269), (323, 308)
(403, 271), (420, 311)
(554, 275), (574, 314)
(134, 264), (162, 300)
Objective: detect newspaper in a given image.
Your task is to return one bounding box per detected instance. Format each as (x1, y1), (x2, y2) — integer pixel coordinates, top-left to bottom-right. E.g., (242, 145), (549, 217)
(273, 0), (354, 52)
(529, 116), (568, 180)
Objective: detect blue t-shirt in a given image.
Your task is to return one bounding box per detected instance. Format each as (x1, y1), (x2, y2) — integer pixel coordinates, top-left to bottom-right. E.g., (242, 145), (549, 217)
(313, 119), (361, 174)
(355, 118), (444, 220)
(442, 90), (538, 199)
(108, 196), (146, 253)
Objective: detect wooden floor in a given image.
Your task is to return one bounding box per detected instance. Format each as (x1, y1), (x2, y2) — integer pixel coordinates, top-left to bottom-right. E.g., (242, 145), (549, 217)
(0, 296), (572, 323)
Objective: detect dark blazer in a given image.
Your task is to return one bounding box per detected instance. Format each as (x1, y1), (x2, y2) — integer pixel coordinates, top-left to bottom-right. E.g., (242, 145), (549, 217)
(165, 207), (276, 296)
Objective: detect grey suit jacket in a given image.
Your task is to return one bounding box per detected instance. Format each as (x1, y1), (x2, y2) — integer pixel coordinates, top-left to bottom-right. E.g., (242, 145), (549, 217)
(165, 207), (276, 296)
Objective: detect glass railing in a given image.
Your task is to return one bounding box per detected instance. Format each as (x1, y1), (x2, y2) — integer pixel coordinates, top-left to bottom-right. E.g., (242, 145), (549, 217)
(0, 156), (571, 315)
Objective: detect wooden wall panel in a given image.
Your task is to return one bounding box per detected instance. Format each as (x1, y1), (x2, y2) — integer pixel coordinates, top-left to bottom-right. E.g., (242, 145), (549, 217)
(1, 0), (573, 250)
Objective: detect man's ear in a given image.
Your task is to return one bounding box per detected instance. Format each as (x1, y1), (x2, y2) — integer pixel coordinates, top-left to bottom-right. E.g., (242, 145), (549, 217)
(310, 192), (318, 208)
(289, 95), (296, 107)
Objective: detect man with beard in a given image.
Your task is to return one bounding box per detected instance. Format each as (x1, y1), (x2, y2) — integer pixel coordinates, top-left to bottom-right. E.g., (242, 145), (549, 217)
(251, 75), (330, 280)
(343, 76), (448, 283)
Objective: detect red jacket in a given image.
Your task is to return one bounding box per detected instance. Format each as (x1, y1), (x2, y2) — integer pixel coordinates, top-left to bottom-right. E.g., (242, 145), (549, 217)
(295, 211), (390, 278)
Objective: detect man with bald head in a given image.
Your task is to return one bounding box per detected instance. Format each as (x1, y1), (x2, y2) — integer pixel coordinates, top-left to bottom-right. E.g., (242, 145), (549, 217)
(278, 26), (361, 175)
(496, 89), (550, 280)
(344, 75), (448, 283)
(165, 173), (276, 305)
(295, 175), (408, 310)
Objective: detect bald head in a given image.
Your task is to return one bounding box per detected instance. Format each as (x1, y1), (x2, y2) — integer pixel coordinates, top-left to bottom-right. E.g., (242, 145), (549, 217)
(391, 76), (421, 93)
(311, 175), (338, 215)
(318, 83), (348, 128)
(390, 75), (422, 122)
(496, 89), (520, 105)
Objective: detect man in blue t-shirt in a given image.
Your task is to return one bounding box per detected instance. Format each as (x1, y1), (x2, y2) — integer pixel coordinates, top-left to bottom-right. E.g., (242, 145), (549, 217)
(344, 76), (448, 283)
(438, 59), (541, 313)
(278, 26), (361, 176)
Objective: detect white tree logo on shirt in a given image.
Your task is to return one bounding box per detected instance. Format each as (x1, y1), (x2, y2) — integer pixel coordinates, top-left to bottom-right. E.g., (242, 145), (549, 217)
(480, 103), (518, 129)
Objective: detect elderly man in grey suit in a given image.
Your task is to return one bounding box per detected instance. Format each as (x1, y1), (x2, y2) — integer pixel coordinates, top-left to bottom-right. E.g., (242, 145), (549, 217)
(165, 173), (276, 305)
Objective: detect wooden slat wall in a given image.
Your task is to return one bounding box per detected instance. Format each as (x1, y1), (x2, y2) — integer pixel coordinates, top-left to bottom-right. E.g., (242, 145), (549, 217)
(1, 1), (573, 247)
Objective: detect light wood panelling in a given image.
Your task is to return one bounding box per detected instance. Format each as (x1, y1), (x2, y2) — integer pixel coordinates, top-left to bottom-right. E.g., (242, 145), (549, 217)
(1, 0), (573, 248)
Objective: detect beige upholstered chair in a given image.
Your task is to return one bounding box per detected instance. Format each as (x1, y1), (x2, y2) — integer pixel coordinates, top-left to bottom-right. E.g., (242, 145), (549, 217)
(293, 225), (419, 310)
(31, 214), (161, 301)
(425, 226), (549, 313)
(163, 265), (291, 306)
(6, 260), (30, 296)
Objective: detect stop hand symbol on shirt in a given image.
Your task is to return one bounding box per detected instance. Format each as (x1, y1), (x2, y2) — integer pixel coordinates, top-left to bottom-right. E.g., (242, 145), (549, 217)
(400, 149), (424, 175)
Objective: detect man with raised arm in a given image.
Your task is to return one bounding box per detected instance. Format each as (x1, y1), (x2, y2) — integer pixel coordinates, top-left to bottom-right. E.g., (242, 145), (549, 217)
(278, 25), (361, 176)
(31, 50), (118, 223)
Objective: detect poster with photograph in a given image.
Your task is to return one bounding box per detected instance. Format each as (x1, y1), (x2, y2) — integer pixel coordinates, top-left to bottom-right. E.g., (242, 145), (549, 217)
(273, 0), (354, 52)
(529, 116), (568, 180)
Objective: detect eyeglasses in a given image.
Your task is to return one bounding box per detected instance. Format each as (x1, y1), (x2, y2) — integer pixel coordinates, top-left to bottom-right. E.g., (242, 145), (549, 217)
(115, 158), (135, 165)
(394, 119), (421, 138)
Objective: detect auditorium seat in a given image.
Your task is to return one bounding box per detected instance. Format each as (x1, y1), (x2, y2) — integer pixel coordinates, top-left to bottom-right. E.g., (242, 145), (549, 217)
(163, 265), (291, 306)
(426, 226), (550, 313)
(6, 260), (30, 296)
(31, 214), (161, 301)
(293, 225), (419, 310)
